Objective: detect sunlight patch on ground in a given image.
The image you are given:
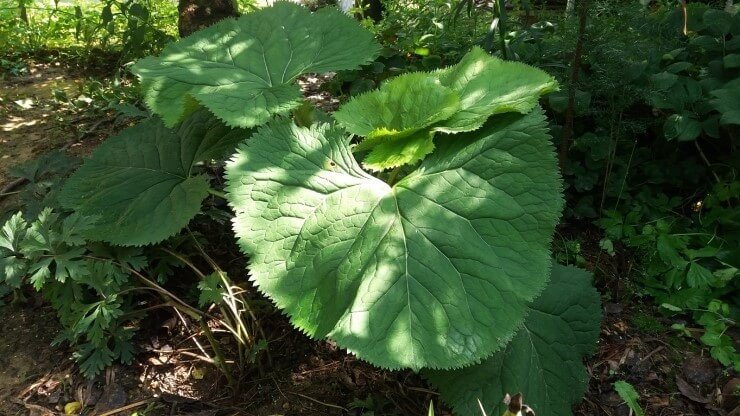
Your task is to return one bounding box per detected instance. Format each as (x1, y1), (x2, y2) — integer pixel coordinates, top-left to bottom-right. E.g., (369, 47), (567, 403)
(1, 115), (42, 131)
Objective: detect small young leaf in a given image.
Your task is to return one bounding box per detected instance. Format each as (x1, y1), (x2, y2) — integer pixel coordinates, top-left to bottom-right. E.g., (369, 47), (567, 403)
(334, 73), (460, 170)
(0, 212), (28, 252)
(335, 73), (460, 141)
(333, 47), (557, 170)
(0, 213), (30, 286)
(362, 131), (436, 171)
(198, 273), (226, 308)
(29, 258), (52, 290)
(1, 256), (28, 288)
(614, 381), (645, 416)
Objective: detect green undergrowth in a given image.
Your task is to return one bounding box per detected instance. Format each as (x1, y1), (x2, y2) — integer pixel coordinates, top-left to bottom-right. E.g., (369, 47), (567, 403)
(2, 3), (602, 415)
(4, 0), (737, 413)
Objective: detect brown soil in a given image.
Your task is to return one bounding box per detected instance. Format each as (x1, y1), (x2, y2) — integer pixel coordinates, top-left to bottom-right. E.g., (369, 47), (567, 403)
(0, 64), (82, 186)
(0, 304), (68, 416)
(3, 288), (733, 416)
(0, 62), (122, 217)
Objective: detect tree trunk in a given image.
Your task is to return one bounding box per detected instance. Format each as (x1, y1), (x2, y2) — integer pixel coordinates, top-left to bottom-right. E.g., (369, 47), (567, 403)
(339, 0), (354, 13)
(19, 0), (29, 25)
(565, 0), (575, 16)
(361, 0), (383, 22)
(178, 0), (239, 38)
(726, 0), (735, 13)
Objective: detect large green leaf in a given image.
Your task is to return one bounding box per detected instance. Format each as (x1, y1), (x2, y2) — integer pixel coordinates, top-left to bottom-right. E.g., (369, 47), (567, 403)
(361, 130), (437, 172)
(225, 109), (563, 370)
(132, 2), (379, 128)
(664, 112), (702, 141)
(425, 264), (601, 416)
(60, 110), (246, 246)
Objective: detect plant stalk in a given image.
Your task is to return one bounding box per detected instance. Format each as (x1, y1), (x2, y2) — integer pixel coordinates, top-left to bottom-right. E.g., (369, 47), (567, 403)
(559, 0), (588, 169)
(387, 166), (402, 186)
(199, 316), (237, 392)
(208, 188), (227, 198)
(494, 0), (507, 60)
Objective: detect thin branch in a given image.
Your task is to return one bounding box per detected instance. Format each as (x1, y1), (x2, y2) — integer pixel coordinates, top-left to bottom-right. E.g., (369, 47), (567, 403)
(694, 140), (721, 183)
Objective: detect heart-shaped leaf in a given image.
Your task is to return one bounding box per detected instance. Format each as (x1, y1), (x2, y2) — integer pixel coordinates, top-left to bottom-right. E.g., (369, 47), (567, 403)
(711, 79), (740, 125)
(225, 109), (563, 370)
(133, 2), (380, 128)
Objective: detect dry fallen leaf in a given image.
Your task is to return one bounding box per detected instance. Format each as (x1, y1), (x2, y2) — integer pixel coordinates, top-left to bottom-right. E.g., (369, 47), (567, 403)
(676, 376), (710, 404)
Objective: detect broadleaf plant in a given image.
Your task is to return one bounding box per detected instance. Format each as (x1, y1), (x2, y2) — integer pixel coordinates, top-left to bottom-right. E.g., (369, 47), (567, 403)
(226, 108), (565, 371)
(41, 4), (602, 413)
(132, 2), (380, 128)
(60, 109), (245, 246)
(217, 11), (600, 409)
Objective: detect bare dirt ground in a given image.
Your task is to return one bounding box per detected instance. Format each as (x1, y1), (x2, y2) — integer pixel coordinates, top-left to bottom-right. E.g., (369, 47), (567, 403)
(0, 64), (736, 416)
(0, 64), (80, 185)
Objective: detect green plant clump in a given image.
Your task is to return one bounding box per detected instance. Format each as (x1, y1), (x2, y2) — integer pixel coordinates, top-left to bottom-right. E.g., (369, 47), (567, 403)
(1, 210), (143, 376)
(1, 0), (178, 63)
(3, 3), (602, 414)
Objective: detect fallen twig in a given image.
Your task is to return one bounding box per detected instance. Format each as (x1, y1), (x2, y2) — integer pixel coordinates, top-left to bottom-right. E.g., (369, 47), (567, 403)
(97, 398), (158, 416)
(10, 396), (62, 415)
(288, 391), (349, 412)
(0, 178), (28, 201)
(639, 345), (664, 363)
